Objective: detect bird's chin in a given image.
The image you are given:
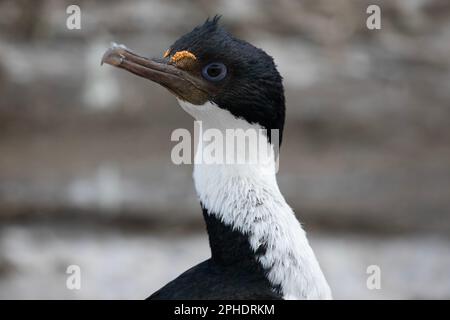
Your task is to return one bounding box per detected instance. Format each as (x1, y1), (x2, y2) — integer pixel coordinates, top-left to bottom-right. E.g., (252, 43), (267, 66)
(101, 43), (211, 105)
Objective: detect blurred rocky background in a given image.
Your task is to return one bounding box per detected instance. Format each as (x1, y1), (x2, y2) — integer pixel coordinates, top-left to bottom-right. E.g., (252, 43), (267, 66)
(0, 0), (449, 299)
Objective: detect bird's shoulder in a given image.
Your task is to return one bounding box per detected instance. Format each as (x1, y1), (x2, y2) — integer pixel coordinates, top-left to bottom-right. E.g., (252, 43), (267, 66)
(147, 259), (281, 300)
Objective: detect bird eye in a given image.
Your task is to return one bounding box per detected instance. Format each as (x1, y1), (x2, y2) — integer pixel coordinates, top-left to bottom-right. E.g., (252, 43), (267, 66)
(202, 62), (227, 82)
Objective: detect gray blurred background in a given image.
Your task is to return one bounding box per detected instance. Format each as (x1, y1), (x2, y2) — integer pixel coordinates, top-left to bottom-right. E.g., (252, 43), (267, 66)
(0, 0), (449, 299)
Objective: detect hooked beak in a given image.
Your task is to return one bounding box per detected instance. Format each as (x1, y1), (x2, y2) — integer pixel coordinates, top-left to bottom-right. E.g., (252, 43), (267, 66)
(101, 43), (210, 104)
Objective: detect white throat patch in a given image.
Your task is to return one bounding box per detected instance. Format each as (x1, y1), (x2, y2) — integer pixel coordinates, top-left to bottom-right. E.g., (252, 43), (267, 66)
(177, 99), (332, 299)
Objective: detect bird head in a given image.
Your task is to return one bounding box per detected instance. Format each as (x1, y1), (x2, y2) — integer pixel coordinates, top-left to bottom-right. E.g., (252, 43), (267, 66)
(102, 16), (285, 143)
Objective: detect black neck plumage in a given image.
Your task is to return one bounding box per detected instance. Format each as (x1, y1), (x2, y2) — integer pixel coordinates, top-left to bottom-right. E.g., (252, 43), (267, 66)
(201, 203), (265, 268)
(201, 203), (282, 297)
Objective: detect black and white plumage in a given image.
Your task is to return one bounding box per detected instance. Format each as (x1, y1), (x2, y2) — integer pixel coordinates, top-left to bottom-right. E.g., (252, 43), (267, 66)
(102, 16), (332, 300)
(150, 208), (280, 299)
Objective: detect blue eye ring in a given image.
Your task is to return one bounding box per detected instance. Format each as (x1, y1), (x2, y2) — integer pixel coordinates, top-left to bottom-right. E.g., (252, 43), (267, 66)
(202, 62), (227, 82)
